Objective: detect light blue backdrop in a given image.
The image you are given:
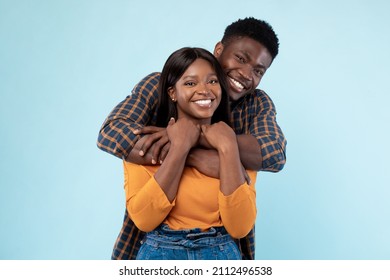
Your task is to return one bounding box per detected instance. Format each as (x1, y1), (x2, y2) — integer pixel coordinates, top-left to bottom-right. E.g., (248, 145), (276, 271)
(1, 0), (389, 260)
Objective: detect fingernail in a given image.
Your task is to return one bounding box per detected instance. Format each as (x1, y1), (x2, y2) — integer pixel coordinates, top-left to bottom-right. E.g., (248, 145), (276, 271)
(160, 160), (163, 164)
(134, 129), (140, 134)
(152, 159), (156, 164)
(139, 150), (144, 156)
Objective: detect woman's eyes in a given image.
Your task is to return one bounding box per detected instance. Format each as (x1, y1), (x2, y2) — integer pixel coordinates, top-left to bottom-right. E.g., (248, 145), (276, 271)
(184, 79), (219, 86)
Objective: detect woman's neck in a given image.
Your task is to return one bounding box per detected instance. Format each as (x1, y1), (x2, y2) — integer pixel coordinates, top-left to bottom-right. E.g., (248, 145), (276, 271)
(177, 116), (212, 126)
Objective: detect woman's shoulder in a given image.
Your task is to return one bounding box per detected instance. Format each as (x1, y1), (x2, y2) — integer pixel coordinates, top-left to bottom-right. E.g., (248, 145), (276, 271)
(123, 162), (159, 176)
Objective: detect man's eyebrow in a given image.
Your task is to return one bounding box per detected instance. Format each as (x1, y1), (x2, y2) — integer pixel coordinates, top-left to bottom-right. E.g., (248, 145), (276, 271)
(242, 51), (267, 69)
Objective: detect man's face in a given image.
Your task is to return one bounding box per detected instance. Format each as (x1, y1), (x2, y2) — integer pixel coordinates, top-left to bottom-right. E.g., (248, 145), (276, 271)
(214, 37), (273, 101)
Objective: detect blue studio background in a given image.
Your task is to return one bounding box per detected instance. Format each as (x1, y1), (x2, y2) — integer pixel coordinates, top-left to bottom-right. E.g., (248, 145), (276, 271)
(1, 0), (389, 260)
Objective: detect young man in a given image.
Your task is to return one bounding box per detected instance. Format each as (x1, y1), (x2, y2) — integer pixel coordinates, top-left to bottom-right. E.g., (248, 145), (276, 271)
(97, 17), (287, 260)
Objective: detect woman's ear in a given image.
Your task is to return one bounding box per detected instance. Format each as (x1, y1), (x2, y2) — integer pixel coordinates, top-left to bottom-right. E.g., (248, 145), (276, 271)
(168, 87), (176, 102)
(214, 41), (224, 58)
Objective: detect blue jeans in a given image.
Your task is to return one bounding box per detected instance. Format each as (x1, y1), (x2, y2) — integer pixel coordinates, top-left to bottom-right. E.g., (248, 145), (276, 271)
(136, 224), (241, 260)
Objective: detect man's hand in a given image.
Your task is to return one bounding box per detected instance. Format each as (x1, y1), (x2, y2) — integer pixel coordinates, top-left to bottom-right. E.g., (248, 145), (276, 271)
(134, 126), (170, 164)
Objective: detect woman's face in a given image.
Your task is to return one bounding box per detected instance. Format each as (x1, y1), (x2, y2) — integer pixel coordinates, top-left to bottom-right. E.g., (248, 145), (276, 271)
(169, 58), (222, 124)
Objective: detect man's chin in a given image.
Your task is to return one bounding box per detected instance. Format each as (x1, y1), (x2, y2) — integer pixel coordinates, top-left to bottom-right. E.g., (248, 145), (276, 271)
(228, 91), (246, 102)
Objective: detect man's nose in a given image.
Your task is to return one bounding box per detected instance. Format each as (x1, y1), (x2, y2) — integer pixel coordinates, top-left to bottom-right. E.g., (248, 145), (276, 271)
(239, 65), (252, 81)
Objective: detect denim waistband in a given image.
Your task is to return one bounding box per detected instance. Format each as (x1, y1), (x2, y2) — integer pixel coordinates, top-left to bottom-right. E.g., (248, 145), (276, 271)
(143, 224), (232, 249)
(153, 224), (228, 238)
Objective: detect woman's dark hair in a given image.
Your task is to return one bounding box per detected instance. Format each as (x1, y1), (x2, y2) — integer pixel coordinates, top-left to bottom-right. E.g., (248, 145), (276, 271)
(156, 47), (230, 127)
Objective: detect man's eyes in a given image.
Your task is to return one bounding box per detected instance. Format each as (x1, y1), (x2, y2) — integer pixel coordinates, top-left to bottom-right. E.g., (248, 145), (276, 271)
(254, 69), (265, 76)
(236, 55), (246, 63)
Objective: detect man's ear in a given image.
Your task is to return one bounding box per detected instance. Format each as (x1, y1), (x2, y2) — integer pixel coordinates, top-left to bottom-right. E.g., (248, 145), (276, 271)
(214, 41), (224, 58)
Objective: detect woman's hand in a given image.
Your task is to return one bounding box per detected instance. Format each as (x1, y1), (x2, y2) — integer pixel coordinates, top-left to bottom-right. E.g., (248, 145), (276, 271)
(200, 121), (237, 152)
(167, 118), (201, 152)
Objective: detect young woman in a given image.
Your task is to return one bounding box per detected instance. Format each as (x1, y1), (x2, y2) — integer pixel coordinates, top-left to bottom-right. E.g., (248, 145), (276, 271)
(123, 47), (257, 260)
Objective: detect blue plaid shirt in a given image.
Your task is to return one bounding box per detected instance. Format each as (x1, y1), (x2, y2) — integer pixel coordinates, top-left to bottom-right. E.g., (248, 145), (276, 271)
(98, 72), (286, 260)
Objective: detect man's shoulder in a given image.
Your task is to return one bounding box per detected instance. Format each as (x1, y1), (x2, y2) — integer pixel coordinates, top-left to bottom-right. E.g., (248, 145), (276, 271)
(253, 88), (272, 100)
(238, 89), (273, 106)
(232, 89), (276, 114)
(144, 71), (161, 79)
(251, 88), (276, 106)
(137, 72), (161, 86)
(132, 72), (162, 98)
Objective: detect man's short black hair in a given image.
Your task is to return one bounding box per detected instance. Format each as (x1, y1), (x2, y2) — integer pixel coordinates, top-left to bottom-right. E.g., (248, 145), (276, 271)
(221, 17), (279, 60)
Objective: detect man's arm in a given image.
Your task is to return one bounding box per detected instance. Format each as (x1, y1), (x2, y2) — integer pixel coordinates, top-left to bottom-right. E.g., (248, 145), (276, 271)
(129, 89), (287, 174)
(186, 148), (220, 178)
(97, 72), (161, 159)
(186, 134), (255, 183)
(236, 134), (263, 170)
(248, 90), (287, 172)
(187, 90), (287, 174)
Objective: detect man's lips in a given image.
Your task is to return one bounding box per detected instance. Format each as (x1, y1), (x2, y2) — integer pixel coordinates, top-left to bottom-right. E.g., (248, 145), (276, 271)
(228, 77), (247, 92)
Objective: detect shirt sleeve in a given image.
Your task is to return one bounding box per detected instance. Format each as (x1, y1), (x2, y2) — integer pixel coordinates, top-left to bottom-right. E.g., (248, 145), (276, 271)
(218, 170), (257, 239)
(97, 72), (161, 159)
(123, 162), (174, 232)
(251, 90), (287, 172)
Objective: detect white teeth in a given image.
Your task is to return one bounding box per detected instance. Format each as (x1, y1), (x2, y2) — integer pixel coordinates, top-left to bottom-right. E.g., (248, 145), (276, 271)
(194, 100), (212, 105)
(230, 78), (244, 89)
